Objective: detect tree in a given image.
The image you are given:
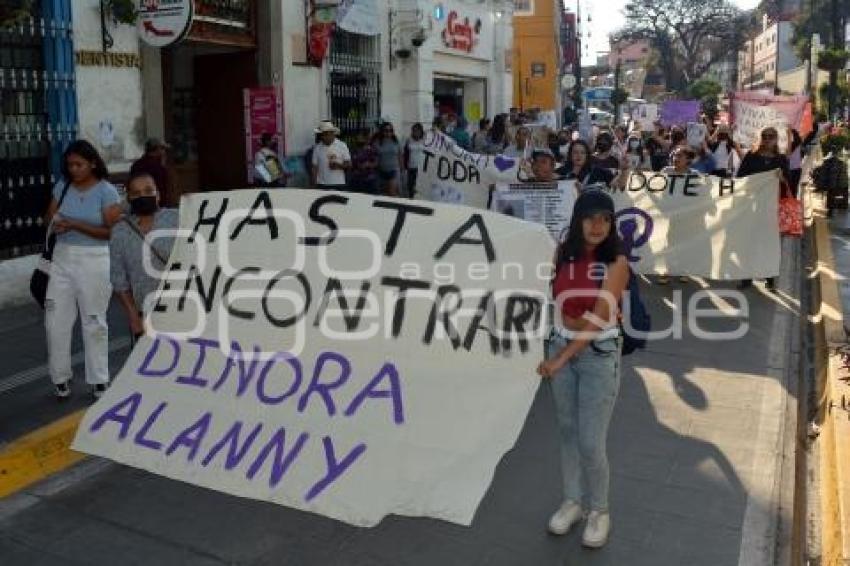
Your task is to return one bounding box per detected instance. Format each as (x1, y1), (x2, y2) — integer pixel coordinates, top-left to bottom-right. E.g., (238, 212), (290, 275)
(686, 78), (723, 120)
(687, 78), (723, 100)
(613, 0), (753, 94)
(0, 0), (33, 28)
(792, 0), (850, 61)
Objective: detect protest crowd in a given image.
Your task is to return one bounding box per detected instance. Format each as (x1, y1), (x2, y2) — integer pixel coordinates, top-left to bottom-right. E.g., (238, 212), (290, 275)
(33, 95), (850, 550)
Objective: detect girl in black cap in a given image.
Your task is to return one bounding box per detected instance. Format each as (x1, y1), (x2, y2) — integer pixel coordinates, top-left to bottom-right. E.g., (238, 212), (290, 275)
(537, 189), (628, 548)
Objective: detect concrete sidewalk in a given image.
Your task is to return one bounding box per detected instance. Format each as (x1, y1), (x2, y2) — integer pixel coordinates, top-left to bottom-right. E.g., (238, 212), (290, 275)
(0, 243), (801, 565)
(0, 303), (132, 444)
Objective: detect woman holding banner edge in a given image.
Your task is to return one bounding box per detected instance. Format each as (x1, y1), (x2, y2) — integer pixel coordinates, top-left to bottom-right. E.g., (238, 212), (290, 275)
(537, 190), (629, 549)
(735, 126), (790, 292)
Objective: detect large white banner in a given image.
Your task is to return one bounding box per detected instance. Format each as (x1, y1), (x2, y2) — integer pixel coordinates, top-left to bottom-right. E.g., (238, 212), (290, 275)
(611, 170), (781, 279)
(416, 131), (526, 209)
(451, 170), (781, 279)
(73, 189), (554, 527)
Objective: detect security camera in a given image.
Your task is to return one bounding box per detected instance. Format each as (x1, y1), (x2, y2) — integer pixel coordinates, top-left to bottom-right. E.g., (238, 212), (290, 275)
(395, 47), (412, 59)
(411, 29), (427, 48)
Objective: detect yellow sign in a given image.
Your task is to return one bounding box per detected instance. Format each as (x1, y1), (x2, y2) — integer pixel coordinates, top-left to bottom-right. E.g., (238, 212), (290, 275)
(75, 51), (142, 69)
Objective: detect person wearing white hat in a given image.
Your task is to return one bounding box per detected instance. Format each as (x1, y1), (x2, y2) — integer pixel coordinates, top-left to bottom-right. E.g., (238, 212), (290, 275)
(311, 121), (351, 190)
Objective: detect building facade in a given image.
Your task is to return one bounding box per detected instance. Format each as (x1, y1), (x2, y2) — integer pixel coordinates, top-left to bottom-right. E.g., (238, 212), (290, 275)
(0, 0), (514, 286)
(511, 0), (560, 112)
(738, 15), (801, 92)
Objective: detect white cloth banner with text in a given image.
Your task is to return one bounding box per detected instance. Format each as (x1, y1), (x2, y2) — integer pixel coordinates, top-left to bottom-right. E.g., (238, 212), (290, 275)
(611, 170), (781, 279)
(416, 131), (526, 209)
(73, 189), (553, 527)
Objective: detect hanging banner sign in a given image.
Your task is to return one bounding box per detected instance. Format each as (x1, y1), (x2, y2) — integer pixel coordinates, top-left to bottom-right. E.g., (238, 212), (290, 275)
(336, 0), (381, 36)
(609, 170), (781, 279)
(490, 181), (578, 242)
(730, 92), (808, 152)
(415, 131), (527, 209)
(137, 0), (194, 48)
(73, 189), (554, 527)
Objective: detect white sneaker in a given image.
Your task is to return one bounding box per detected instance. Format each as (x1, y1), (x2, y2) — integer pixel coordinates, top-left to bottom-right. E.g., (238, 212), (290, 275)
(581, 510), (611, 548)
(548, 500), (583, 535)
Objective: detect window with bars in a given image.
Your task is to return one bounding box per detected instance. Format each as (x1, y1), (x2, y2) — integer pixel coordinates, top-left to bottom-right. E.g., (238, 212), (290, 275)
(327, 29), (381, 143)
(0, 0), (76, 260)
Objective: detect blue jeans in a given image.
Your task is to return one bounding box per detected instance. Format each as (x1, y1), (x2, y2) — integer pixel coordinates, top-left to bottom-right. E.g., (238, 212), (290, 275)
(546, 334), (621, 511)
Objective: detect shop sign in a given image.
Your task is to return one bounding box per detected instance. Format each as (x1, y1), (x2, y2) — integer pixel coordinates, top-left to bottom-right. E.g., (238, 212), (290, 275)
(441, 10), (481, 53)
(137, 0), (194, 48)
(75, 50), (142, 69)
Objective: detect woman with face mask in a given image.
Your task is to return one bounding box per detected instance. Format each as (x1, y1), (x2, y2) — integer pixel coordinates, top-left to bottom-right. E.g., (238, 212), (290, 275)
(44, 140), (122, 400)
(592, 132), (621, 171)
(623, 134), (652, 172)
(109, 173), (179, 343)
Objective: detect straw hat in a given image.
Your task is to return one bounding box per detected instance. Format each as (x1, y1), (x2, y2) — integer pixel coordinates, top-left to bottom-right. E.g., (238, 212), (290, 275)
(314, 121), (340, 134)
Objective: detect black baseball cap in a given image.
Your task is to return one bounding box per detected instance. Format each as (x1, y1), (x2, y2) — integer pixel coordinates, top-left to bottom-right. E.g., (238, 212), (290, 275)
(573, 189), (615, 218)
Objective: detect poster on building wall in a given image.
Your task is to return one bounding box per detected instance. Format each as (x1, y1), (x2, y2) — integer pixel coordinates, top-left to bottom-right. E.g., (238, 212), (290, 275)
(73, 188), (554, 528)
(730, 92), (808, 152)
(243, 86), (285, 184)
(490, 181), (578, 242)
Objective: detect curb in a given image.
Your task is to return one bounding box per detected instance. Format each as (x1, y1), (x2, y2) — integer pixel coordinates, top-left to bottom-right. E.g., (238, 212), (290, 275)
(0, 410), (85, 499)
(811, 195), (850, 565)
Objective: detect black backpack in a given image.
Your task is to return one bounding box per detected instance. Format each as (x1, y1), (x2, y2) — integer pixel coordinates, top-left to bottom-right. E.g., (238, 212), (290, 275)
(620, 269), (651, 355)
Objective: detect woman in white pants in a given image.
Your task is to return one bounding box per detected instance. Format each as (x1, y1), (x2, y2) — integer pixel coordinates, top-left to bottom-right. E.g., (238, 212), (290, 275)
(45, 140), (122, 400)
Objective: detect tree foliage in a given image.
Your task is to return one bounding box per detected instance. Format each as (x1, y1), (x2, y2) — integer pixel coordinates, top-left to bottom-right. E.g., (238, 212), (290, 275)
(687, 78), (723, 100)
(613, 0), (753, 94)
(0, 0), (33, 28)
(792, 0), (850, 60)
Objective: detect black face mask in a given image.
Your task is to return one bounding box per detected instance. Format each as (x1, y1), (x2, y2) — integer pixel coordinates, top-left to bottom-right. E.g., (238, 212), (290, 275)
(130, 196), (158, 216)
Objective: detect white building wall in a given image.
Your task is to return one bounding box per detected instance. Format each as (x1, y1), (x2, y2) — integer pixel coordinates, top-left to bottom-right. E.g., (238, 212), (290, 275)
(71, 0), (144, 172)
(275, 0), (512, 152)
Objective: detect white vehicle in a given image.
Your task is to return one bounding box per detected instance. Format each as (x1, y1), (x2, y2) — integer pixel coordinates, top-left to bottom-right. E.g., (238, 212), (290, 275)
(588, 107), (614, 126)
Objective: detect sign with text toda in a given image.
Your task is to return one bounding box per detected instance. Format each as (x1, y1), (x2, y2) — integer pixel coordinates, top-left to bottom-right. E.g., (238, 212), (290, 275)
(137, 0), (194, 48)
(73, 189), (553, 527)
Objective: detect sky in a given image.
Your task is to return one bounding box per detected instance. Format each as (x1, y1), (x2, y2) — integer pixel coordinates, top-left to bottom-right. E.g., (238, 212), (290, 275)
(568, 0), (763, 65)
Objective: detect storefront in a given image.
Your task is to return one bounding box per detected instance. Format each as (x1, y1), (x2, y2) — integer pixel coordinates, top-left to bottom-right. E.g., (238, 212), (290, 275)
(428, 1), (512, 126)
(148, 1), (259, 195)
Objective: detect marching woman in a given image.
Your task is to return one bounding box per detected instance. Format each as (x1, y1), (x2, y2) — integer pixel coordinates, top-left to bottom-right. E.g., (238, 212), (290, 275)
(735, 126), (790, 291)
(538, 190), (629, 548)
(45, 140), (122, 400)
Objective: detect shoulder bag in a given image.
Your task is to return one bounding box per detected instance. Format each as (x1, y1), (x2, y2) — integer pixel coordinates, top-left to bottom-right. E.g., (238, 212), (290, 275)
(30, 182), (70, 308)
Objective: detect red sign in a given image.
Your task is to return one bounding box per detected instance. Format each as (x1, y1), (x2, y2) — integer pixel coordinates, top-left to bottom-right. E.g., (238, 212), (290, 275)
(441, 10), (480, 53)
(243, 86), (285, 183)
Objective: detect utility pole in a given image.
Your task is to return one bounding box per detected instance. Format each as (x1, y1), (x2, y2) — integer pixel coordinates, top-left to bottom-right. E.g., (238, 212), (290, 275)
(828, 0), (841, 117)
(574, 0), (583, 109)
(613, 49), (622, 123)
